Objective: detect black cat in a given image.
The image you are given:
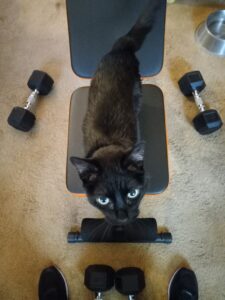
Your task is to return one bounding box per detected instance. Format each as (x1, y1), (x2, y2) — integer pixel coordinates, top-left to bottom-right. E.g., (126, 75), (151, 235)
(71, 1), (159, 225)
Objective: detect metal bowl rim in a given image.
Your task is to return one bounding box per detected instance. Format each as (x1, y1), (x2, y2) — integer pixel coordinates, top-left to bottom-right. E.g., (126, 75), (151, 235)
(205, 9), (225, 42)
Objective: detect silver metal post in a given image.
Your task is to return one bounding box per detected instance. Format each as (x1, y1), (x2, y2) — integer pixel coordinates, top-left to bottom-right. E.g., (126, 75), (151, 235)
(95, 292), (103, 300)
(24, 89), (39, 111)
(128, 295), (135, 300)
(192, 90), (205, 112)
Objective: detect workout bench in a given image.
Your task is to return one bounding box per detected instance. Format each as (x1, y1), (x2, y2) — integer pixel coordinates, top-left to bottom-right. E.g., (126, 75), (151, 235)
(66, 0), (171, 244)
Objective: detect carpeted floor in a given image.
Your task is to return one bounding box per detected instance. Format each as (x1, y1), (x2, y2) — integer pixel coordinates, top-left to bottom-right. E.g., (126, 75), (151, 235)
(0, 1), (225, 299)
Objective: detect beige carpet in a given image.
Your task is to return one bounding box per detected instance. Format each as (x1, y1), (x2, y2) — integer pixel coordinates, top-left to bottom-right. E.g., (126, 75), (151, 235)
(0, 1), (225, 299)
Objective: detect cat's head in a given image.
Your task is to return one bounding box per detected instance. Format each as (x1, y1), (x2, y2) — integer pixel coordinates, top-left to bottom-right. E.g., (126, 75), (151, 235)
(70, 143), (147, 226)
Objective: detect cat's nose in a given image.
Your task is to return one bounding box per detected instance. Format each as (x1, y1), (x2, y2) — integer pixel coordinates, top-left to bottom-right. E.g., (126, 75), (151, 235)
(117, 209), (128, 221)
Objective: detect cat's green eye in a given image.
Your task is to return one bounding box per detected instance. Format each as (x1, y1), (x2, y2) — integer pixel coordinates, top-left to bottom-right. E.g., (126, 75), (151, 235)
(127, 189), (140, 199)
(96, 196), (110, 206)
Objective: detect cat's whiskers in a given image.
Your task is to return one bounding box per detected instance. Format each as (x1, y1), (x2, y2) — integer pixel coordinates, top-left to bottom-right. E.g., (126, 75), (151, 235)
(87, 221), (106, 242)
(101, 223), (112, 242)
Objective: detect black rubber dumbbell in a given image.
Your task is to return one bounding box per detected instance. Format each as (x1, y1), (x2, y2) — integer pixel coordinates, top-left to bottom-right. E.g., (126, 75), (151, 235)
(178, 71), (223, 135)
(8, 70), (54, 132)
(84, 265), (115, 299)
(115, 267), (145, 299)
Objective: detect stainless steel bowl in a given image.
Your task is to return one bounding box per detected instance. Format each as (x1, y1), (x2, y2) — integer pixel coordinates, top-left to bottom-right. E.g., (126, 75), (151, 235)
(196, 10), (225, 56)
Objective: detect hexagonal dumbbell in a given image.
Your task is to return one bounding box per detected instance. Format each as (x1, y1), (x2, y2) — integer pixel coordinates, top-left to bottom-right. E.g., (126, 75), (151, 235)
(84, 265), (115, 299)
(178, 71), (223, 135)
(8, 70), (54, 132)
(115, 267), (145, 299)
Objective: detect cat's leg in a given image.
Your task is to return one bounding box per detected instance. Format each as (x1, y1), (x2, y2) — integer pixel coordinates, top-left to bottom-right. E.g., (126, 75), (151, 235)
(133, 79), (142, 115)
(132, 78), (143, 141)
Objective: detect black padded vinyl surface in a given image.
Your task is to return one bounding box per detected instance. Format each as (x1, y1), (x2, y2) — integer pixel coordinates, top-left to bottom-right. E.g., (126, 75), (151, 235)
(66, 0), (166, 78)
(66, 85), (169, 195)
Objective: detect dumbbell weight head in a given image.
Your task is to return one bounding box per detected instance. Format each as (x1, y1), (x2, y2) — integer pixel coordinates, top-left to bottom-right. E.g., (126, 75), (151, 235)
(193, 109), (223, 135)
(178, 71), (206, 96)
(8, 107), (36, 132)
(84, 265), (115, 296)
(28, 70), (54, 95)
(115, 267), (145, 298)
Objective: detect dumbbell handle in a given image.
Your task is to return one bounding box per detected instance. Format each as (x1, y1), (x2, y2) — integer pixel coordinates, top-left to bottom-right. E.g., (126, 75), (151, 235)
(24, 89), (39, 111)
(95, 292), (103, 300)
(192, 90), (205, 112)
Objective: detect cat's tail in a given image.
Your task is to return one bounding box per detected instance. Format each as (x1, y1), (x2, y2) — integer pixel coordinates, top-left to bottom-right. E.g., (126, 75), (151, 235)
(112, 1), (161, 53)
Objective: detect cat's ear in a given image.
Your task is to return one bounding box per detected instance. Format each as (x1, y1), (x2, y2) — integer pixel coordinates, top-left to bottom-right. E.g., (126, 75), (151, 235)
(70, 157), (100, 183)
(123, 142), (145, 172)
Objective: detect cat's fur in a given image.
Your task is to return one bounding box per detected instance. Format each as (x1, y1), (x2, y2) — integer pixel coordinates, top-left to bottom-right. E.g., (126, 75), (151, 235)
(71, 1), (160, 225)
